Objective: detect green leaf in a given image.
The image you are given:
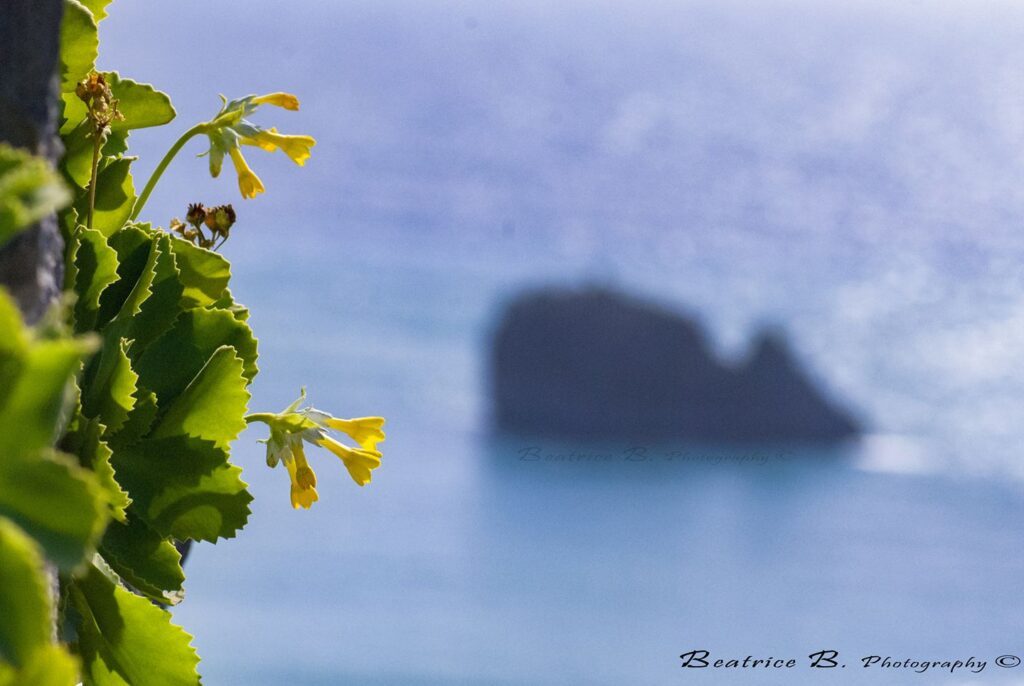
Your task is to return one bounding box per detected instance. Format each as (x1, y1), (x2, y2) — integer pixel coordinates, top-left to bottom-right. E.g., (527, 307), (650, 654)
(151, 346), (250, 450)
(122, 233), (184, 349)
(135, 308), (258, 408)
(210, 288), (250, 322)
(0, 519), (51, 667)
(112, 437), (251, 542)
(107, 387), (157, 451)
(59, 0), (98, 97)
(166, 235), (230, 307)
(0, 452), (107, 570)
(74, 157), (135, 237)
(100, 513), (184, 605)
(78, 0), (113, 22)
(64, 416), (131, 522)
(105, 74), (176, 132)
(69, 226), (120, 332)
(0, 337), (96, 461)
(81, 337), (137, 436)
(0, 645), (79, 686)
(112, 347), (252, 541)
(69, 559), (200, 686)
(60, 120), (94, 188)
(0, 293), (28, 404)
(0, 144), (71, 247)
(95, 224), (152, 328)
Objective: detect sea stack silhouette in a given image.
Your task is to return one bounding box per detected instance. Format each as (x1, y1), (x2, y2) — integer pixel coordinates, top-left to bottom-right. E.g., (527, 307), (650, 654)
(490, 288), (861, 442)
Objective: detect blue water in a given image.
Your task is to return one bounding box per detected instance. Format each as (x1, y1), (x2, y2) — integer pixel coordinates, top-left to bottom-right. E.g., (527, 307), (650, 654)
(92, 1), (1024, 683)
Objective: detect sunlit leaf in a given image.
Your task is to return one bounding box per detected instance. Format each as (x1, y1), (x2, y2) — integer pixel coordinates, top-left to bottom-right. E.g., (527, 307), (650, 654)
(81, 337), (137, 436)
(64, 416), (131, 522)
(69, 559), (200, 686)
(166, 235), (230, 308)
(151, 346), (250, 450)
(69, 226), (120, 332)
(59, 0), (98, 97)
(0, 452), (107, 570)
(0, 144), (71, 248)
(136, 308), (258, 408)
(73, 157), (135, 237)
(0, 520), (51, 667)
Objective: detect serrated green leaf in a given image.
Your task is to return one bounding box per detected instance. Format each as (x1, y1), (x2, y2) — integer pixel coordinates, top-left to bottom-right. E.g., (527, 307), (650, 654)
(0, 520), (51, 667)
(112, 436), (252, 542)
(151, 346), (250, 449)
(70, 559), (200, 686)
(73, 157), (134, 237)
(78, 0), (113, 22)
(107, 387), (157, 451)
(64, 416), (130, 522)
(100, 513), (184, 605)
(210, 288), (250, 321)
(112, 347), (252, 541)
(95, 224), (152, 329)
(136, 308), (258, 408)
(0, 144), (71, 247)
(0, 452), (107, 570)
(70, 226), (119, 332)
(166, 235), (230, 307)
(105, 74), (176, 132)
(81, 337), (137, 435)
(59, 0), (98, 98)
(123, 233), (184, 349)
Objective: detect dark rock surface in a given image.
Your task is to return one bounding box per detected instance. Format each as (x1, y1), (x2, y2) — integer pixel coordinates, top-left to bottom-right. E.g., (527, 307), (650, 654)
(490, 288), (861, 442)
(0, 0), (66, 324)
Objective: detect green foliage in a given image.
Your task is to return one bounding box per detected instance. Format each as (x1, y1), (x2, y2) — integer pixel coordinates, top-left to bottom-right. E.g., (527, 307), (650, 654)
(3, 2), (262, 682)
(0, 0), (370, 682)
(69, 559), (200, 685)
(0, 144), (71, 248)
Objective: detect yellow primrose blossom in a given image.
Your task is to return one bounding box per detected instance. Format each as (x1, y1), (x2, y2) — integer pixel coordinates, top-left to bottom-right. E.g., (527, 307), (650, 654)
(228, 147), (265, 199)
(199, 92), (315, 200)
(131, 90), (317, 220)
(248, 390), (385, 509)
(251, 92), (300, 110)
(241, 128), (316, 166)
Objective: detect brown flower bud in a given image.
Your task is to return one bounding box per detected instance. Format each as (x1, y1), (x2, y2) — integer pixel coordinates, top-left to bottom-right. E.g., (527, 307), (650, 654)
(186, 203), (206, 227)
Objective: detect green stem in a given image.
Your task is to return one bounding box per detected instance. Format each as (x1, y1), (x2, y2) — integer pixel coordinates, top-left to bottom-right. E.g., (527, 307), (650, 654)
(244, 413), (277, 424)
(129, 122), (208, 221)
(86, 131), (102, 229)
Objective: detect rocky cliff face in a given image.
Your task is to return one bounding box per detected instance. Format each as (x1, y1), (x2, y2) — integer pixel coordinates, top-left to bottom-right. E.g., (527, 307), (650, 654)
(490, 288), (861, 442)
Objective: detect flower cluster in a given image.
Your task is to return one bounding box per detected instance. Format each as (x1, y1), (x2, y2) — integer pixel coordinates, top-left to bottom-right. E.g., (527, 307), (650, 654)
(247, 390), (385, 509)
(169, 202), (236, 249)
(200, 92), (316, 199)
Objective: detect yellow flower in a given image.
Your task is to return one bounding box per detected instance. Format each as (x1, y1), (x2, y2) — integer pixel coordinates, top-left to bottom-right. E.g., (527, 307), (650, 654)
(251, 92), (300, 111)
(247, 390), (386, 509)
(241, 128), (316, 166)
(316, 435), (382, 486)
(198, 91), (313, 200)
(286, 441), (319, 509)
(229, 147), (265, 199)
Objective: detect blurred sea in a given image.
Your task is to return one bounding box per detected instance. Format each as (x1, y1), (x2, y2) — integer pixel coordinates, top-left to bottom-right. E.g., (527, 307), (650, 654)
(93, 1), (1024, 683)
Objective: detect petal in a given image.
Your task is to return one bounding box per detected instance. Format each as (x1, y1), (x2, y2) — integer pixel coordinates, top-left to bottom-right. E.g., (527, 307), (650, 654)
(326, 416), (386, 451)
(316, 436), (382, 486)
(252, 92), (300, 110)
